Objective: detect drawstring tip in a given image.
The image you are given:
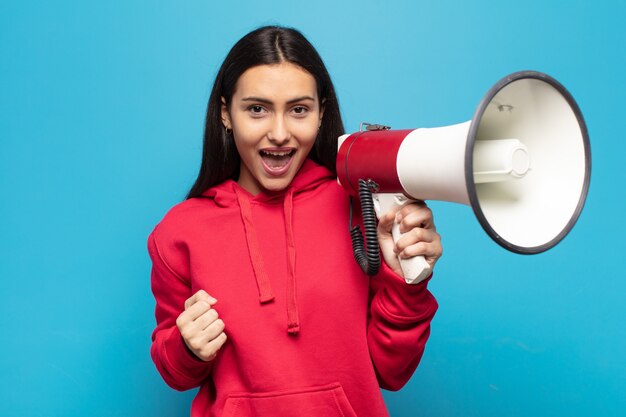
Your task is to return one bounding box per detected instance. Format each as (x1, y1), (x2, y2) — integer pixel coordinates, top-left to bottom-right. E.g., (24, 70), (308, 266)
(287, 323), (300, 335)
(259, 294), (275, 304)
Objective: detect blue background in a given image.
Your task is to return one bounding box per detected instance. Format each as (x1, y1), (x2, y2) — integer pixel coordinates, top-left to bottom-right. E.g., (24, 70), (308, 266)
(1, 1), (624, 416)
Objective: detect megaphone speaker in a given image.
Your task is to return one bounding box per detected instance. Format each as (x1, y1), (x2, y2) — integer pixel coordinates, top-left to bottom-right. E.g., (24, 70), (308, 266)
(337, 71), (591, 283)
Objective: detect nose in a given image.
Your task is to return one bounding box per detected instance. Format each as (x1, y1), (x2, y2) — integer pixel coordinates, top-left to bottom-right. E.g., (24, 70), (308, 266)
(267, 116), (291, 146)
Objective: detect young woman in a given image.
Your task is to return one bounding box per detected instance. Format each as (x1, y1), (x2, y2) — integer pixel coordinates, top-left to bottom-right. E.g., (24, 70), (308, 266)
(149, 26), (442, 417)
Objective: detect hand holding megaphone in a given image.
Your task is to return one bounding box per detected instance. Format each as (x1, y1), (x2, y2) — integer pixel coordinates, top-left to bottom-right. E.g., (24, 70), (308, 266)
(375, 193), (434, 284)
(338, 71), (590, 283)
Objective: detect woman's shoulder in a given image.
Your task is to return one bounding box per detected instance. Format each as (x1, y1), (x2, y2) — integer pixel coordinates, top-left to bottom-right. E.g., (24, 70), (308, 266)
(150, 196), (221, 242)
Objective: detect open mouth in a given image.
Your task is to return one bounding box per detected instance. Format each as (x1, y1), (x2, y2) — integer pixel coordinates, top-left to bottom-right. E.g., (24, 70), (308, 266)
(260, 149), (296, 171)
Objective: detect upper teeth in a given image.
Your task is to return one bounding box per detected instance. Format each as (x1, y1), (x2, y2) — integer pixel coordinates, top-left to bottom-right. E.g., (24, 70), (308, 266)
(262, 150), (292, 156)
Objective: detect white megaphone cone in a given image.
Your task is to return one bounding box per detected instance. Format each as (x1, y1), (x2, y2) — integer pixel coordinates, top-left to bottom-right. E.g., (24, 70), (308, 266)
(337, 71), (591, 284)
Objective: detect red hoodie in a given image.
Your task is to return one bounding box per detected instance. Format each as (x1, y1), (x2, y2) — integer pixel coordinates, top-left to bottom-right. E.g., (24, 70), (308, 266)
(148, 159), (438, 417)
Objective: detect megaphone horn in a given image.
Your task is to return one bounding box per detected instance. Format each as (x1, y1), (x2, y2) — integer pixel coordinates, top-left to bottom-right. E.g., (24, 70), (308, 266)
(337, 71), (591, 283)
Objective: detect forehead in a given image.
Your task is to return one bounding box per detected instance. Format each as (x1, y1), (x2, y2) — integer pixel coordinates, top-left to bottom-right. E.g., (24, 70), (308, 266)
(233, 62), (318, 99)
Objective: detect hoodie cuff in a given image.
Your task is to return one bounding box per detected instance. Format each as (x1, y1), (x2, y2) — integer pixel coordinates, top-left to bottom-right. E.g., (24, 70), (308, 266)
(376, 261), (437, 320)
(163, 326), (213, 377)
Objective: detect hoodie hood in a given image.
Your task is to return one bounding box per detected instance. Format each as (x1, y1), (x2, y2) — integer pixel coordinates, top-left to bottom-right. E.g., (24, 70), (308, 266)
(201, 159), (333, 206)
(201, 159), (335, 335)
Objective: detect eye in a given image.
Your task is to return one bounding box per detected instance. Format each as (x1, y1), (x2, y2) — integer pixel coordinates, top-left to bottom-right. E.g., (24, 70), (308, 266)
(291, 106), (309, 116)
(247, 105), (267, 117)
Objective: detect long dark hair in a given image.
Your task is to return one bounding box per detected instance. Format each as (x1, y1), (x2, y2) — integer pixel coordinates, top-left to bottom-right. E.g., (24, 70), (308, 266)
(186, 26), (344, 199)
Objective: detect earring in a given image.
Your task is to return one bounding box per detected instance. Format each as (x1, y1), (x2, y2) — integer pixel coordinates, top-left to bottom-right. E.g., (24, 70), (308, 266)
(225, 127), (232, 135)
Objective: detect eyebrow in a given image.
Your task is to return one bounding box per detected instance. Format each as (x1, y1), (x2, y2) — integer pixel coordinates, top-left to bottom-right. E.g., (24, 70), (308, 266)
(241, 95), (317, 105)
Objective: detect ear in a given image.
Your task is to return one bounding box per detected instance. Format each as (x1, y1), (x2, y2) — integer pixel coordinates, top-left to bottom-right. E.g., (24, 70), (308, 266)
(221, 97), (232, 130)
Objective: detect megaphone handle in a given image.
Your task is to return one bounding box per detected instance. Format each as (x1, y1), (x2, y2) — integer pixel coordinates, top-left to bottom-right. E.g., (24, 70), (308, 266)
(374, 193), (433, 285)
(392, 222), (433, 284)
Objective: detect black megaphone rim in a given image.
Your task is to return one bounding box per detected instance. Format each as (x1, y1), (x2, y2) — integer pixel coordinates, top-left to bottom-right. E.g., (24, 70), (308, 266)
(465, 70), (591, 254)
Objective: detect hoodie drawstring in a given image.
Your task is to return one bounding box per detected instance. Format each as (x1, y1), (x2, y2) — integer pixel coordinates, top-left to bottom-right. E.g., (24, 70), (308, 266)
(283, 189), (300, 334)
(234, 187), (301, 335)
(235, 189), (275, 304)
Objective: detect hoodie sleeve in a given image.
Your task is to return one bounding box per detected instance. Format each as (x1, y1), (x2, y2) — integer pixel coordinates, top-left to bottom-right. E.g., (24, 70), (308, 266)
(367, 260), (438, 391)
(148, 229), (213, 391)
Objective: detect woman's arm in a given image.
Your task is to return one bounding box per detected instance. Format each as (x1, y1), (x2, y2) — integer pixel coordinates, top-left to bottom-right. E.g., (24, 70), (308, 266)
(366, 202), (441, 391)
(367, 265), (438, 391)
(148, 230), (217, 391)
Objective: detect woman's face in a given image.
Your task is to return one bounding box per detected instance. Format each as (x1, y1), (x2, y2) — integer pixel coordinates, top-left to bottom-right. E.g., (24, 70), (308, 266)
(222, 62), (323, 195)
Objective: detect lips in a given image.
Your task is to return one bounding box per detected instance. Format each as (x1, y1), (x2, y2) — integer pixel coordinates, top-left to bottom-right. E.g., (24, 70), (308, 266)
(259, 148), (296, 175)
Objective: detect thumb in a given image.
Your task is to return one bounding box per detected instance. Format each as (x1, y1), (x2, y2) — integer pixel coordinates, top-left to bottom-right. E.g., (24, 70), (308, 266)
(196, 289), (218, 305)
(377, 209), (396, 236)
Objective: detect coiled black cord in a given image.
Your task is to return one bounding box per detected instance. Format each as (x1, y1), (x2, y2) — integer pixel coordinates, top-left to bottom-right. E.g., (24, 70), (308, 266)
(350, 179), (381, 276)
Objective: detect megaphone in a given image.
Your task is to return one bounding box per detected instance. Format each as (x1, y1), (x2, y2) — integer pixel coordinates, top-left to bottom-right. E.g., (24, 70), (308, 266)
(337, 71), (591, 284)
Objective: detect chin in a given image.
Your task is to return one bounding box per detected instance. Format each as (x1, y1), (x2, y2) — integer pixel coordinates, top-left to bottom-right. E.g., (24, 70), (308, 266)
(257, 162), (301, 193)
(261, 178), (292, 193)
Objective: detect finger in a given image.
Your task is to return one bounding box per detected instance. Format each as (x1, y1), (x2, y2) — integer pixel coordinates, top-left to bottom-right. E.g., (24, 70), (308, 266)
(200, 332), (228, 361)
(207, 332), (228, 353)
(377, 208), (398, 235)
(185, 289), (217, 309)
(184, 290), (206, 309)
(179, 314), (223, 349)
(181, 297), (214, 324)
(186, 328), (227, 360)
(195, 308), (220, 331)
(398, 240), (442, 260)
(398, 233), (443, 265)
(188, 316), (225, 346)
(397, 201), (426, 218)
(395, 228), (437, 253)
(397, 206), (434, 233)
(201, 318), (226, 342)
(210, 332), (228, 350)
